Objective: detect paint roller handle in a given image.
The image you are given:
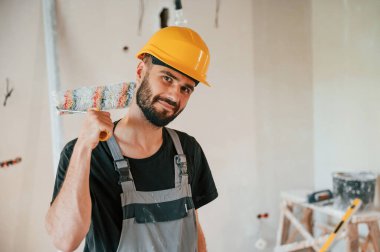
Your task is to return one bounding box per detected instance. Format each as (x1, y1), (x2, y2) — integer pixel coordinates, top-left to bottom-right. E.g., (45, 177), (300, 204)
(89, 108), (111, 142)
(98, 130), (111, 142)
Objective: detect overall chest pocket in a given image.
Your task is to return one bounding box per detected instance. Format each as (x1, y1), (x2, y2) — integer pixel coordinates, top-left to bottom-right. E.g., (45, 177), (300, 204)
(124, 197), (195, 223)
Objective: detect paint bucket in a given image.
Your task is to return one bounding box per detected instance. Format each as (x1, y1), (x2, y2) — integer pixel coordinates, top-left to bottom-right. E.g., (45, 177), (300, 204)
(332, 172), (377, 211)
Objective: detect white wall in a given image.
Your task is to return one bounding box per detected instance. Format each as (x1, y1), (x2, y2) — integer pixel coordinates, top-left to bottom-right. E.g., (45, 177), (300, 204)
(312, 0), (380, 200)
(252, 0), (315, 220)
(250, 0), (315, 249)
(0, 0), (55, 251)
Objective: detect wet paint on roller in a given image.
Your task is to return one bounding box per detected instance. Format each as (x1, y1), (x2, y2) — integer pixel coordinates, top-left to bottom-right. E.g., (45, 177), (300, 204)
(55, 82), (136, 113)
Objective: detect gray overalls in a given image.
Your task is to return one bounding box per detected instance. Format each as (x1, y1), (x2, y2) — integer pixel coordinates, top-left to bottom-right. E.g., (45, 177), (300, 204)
(107, 128), (198, 252)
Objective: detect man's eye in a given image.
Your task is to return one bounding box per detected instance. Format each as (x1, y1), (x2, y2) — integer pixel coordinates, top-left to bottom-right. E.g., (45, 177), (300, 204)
(163, 76), (173, 82)
(181, 86), (193, 94)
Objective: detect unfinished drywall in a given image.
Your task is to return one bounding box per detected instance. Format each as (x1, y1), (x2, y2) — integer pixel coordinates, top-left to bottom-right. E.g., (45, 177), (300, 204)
(312, 0), (380, 199)
(0, 0), (55, 251)
(251, 0), (314, 248)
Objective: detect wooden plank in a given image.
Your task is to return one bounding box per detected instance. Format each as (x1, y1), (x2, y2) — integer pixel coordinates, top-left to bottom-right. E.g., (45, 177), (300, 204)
(361, 233), (371, 252)
(284, 208), (314, 241)
(302, 208), (314, 235)
(276, 234), (329, 252)
(302, 208), (314, 252)
(285, 206), (313, 244)
(285, 229), (298, 244)
(352, 211), (380, 223)
(276, 206), (285, 245)
(367, 221), (380, 252)
(283, 209), (320, 251)
(346, 223), (359, 252)
(280, 204), (293, 244)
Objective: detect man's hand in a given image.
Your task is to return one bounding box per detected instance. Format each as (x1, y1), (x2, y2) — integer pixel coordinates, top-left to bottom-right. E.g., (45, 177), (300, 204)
(78, 109), (113, 149)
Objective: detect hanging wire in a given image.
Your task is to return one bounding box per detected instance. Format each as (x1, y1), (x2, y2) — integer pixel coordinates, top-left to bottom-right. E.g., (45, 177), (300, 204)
(138, 0), (144, 35)
(174, 0), (182, 10)
(3, 78), (14, 106)
(160, 8), (169, 28)
(215, 0), (221, 28)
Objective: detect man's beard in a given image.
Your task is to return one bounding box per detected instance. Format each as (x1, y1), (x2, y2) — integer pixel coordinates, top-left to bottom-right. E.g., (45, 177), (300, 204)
(136, 75), (183, 127)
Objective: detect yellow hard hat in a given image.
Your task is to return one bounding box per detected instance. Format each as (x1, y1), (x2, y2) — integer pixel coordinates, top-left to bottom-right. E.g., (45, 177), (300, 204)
(136, 26), (211, 86)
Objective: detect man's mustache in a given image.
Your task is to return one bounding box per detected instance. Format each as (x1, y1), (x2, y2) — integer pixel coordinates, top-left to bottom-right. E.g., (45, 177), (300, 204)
(153, 96), (179, 111)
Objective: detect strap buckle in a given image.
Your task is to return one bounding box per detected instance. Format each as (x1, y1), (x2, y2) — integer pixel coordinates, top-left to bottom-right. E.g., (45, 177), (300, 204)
(175, 154), (188, 175)
(114, 158), (132, 184)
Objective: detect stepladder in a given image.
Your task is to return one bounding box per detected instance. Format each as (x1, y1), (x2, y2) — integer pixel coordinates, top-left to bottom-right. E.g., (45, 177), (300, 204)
(275, 190), (380, 252)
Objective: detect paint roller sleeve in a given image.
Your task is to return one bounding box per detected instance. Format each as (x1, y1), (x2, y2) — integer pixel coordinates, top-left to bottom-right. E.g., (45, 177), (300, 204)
(54, 82), (136, 113)
(53, 82), (136, 141)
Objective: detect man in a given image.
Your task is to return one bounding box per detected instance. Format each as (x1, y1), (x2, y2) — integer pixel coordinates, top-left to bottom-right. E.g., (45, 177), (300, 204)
(46, 26), (218, 252)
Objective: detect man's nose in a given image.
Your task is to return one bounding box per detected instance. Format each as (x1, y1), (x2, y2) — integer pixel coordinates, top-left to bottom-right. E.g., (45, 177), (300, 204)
(166, 84), (181, 102)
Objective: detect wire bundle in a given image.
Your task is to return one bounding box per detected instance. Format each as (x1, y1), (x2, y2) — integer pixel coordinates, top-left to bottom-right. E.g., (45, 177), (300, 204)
(0, 157), (22, 168)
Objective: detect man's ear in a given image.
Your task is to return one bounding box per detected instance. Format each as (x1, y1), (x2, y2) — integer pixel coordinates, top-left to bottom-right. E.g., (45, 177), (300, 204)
(136, 61), (145, 82)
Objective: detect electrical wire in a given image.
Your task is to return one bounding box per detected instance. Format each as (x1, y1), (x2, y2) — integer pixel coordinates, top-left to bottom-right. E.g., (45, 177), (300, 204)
(215, 0), (221, 28)
(138, 0), (144, 35)
(3, 78), (14, 106)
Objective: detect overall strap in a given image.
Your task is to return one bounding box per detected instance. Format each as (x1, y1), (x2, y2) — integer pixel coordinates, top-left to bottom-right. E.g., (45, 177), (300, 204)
(106, 136), (136, 192)
(166, 128), (189, 187)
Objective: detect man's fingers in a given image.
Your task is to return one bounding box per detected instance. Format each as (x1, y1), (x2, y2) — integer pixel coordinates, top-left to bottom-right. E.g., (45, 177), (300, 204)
(95, 112), (113, 142)
(79, 109), (114, 146)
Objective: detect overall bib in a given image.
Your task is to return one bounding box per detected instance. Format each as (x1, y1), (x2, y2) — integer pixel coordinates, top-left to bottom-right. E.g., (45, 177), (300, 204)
(107, 128), (198, 252)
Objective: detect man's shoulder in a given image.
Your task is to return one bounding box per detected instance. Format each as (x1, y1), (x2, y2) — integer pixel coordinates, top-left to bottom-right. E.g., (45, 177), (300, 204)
(165, 127), (203, 153)
(166, 127), (196, 143)
(170, 128), (193, 138)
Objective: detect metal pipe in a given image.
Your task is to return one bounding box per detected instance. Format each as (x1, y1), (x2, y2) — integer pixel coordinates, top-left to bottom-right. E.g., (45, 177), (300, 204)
(42, 0), (63, 174)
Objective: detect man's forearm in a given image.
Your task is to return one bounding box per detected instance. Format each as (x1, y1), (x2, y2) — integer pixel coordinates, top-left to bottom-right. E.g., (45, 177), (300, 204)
(45, 141), (93, 251)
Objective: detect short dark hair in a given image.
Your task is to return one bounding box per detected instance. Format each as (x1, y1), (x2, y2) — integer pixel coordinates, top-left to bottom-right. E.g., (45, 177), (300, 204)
(142, 54), (153, 69)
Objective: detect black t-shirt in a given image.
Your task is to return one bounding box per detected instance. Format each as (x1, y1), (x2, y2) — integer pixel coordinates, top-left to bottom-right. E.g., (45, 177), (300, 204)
(51, 122), (218, 252)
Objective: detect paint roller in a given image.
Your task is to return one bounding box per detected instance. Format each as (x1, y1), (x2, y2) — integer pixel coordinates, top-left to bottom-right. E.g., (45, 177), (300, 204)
(53, 82), (136, 141)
